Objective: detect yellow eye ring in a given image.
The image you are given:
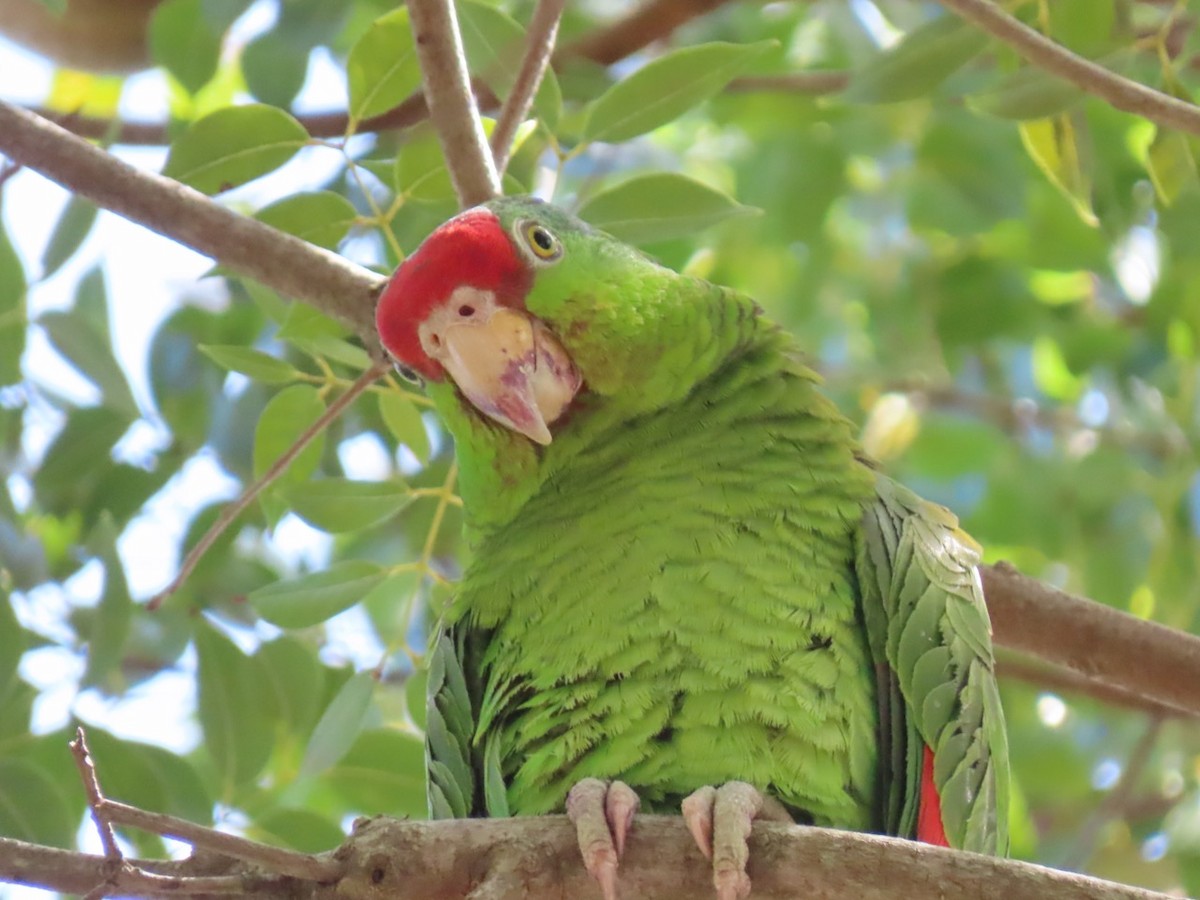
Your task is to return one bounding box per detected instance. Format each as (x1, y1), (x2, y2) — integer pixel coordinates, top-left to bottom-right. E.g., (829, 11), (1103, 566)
(519, 221), (563, 263)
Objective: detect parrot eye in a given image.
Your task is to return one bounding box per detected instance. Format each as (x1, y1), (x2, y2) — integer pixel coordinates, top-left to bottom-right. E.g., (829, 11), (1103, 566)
(517, 220), (563, 264)
(393, 362), (423, 385)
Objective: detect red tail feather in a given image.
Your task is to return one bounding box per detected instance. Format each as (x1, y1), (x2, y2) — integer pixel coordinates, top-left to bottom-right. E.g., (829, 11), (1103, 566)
(917, 744), (949, 846)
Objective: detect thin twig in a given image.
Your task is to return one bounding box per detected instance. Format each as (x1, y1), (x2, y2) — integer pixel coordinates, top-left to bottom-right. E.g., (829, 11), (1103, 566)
(68, 729), (122, 860)
(0, 160), (22, 189)
(0, 100), (385, 345)
(491, 0), (566, 174)
(148, 362), (389, 610)
(408, 0), (502, 207)
(937, 0), (1200, 137)
(1061, 717), (1166, 870)
(727, 71), (852, 94)
(997, 654), (1187, 719)
(557, 0), (738, 65)
(98, 800), (343, 882)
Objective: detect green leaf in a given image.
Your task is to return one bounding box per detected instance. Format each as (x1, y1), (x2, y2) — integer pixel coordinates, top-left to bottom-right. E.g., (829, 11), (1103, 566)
(0, 759), (75, 847)
(324, 727), (426, 817)
(257, 636), (325, 739)
(250, 560), (386, 628)
(404, 668), (428, 732)
(149, 0), (223, 94)
(966, 66), (1083, 121)
(458, 0), (562, 126)
(84, 730), (213, 826)
(200, 345), (299, 384)
(283, 478), (412, 534)
(41, 195), (98, 279)
(1146, 127), (1199, 207)
(253, 383), (326, 487)
(582, 41), (774, 144)
(395, 126), (456, 202)
(251, 807), (344, 853)
(843, 15), (988, 103)
(0, 222), (25, 386)
(33, 406), (131, 516)
(81, 514), (133, 689)
(578, 173), (758, 244)
(255, 191), (359, 250)
(300, 670), (376, 777)
(242, 32), (309, 108)
(194, 618), (275, 796)
(378, 391), (430, 464)
(1018, 115), (1098, 226)
(40, 267), (139, 418)
(164, 104), (309, 194)
(346, 8), (421, 122)
(362, 567), (421, 640)
(0, 590), (24, 699)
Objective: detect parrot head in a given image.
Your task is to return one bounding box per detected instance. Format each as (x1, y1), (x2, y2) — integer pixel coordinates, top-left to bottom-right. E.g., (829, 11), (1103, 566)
(376, 197), (649, 446)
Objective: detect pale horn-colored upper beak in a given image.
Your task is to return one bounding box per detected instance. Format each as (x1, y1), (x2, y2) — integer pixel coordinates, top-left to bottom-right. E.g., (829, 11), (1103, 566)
(440, 307), (581, 445)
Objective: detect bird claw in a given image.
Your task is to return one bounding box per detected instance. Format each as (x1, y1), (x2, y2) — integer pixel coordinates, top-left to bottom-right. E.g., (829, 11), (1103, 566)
(682, 782), (777, 900)
(566, 778), (641, 900)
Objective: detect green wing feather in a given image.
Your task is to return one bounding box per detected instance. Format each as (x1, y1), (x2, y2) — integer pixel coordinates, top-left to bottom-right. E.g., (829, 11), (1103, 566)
(425, 627), (508, 818)
(856, 473), (1010, 854)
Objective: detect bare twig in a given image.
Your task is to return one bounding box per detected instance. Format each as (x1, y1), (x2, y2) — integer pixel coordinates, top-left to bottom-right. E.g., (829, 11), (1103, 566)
(558, 0), (738, 65)
(997, 655), (1188, 719)
(984, 562), (1200, 718)
(99, 800), (342, 882)
(68, 729), (121, 860)
(491, 0), (566, 174)
(0, 100), (385, 345)
(728, 71), (852, 94)
(408, 0), (502, 207)
(1061, 717), (1166, 871)
(937, 0), (1200, 137)
(148, 362), (389, 610)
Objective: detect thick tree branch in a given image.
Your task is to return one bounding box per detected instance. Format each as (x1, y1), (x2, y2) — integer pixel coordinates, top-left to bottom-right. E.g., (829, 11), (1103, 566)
(938, 0), (1200, 137)
(0, 100), (385, 346)
(490, 0), (565, 174)
(408, 0), (501, 208)
(0, 815), (1176, 900)
(983, 562), (1200, 718)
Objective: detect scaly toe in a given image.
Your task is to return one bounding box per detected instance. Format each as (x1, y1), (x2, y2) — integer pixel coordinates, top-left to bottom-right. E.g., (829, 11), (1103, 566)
(683, 782), (769, 900)
(566, 778), (641, 900)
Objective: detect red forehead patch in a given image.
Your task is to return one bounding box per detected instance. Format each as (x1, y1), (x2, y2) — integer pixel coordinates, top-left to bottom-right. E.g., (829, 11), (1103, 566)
(375, 208), (533, 379)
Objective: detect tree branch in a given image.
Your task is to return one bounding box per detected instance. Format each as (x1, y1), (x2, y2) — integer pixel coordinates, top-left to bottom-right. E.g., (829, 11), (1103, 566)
(408, 0), (501, 208)
(0, 815), (1177, 900)
(997, 654), (1189, 719)
(557, 0), (738, 66)
(490, 0), (566, 175)
(983, 562), (1200, 718)
(1062, 716), (1166, 871)
(937, 0), (1200, 137)
(727, 71), (852, 94)
(0, 100), (385, 346)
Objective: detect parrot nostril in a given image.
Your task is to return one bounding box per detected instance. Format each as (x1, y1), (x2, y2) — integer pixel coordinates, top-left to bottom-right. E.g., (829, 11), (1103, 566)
(458, 305), (475, 317)
(430, 333), (442, 348)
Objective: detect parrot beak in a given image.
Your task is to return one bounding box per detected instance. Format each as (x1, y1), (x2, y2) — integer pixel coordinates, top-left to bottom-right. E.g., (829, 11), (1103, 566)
(440, 307), (582, 445)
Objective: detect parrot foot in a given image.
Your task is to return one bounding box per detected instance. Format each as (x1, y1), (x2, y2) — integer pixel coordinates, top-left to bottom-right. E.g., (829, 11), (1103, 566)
(566, 778), (641, 900)
(681, 782), (792, 900)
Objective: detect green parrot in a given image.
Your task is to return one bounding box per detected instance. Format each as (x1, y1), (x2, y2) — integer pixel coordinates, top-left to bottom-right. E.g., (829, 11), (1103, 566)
(375, 196), (1009, 898)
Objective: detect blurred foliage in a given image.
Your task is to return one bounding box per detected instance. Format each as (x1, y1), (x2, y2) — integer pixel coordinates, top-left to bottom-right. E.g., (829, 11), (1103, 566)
(2, 0), (1200, 895)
